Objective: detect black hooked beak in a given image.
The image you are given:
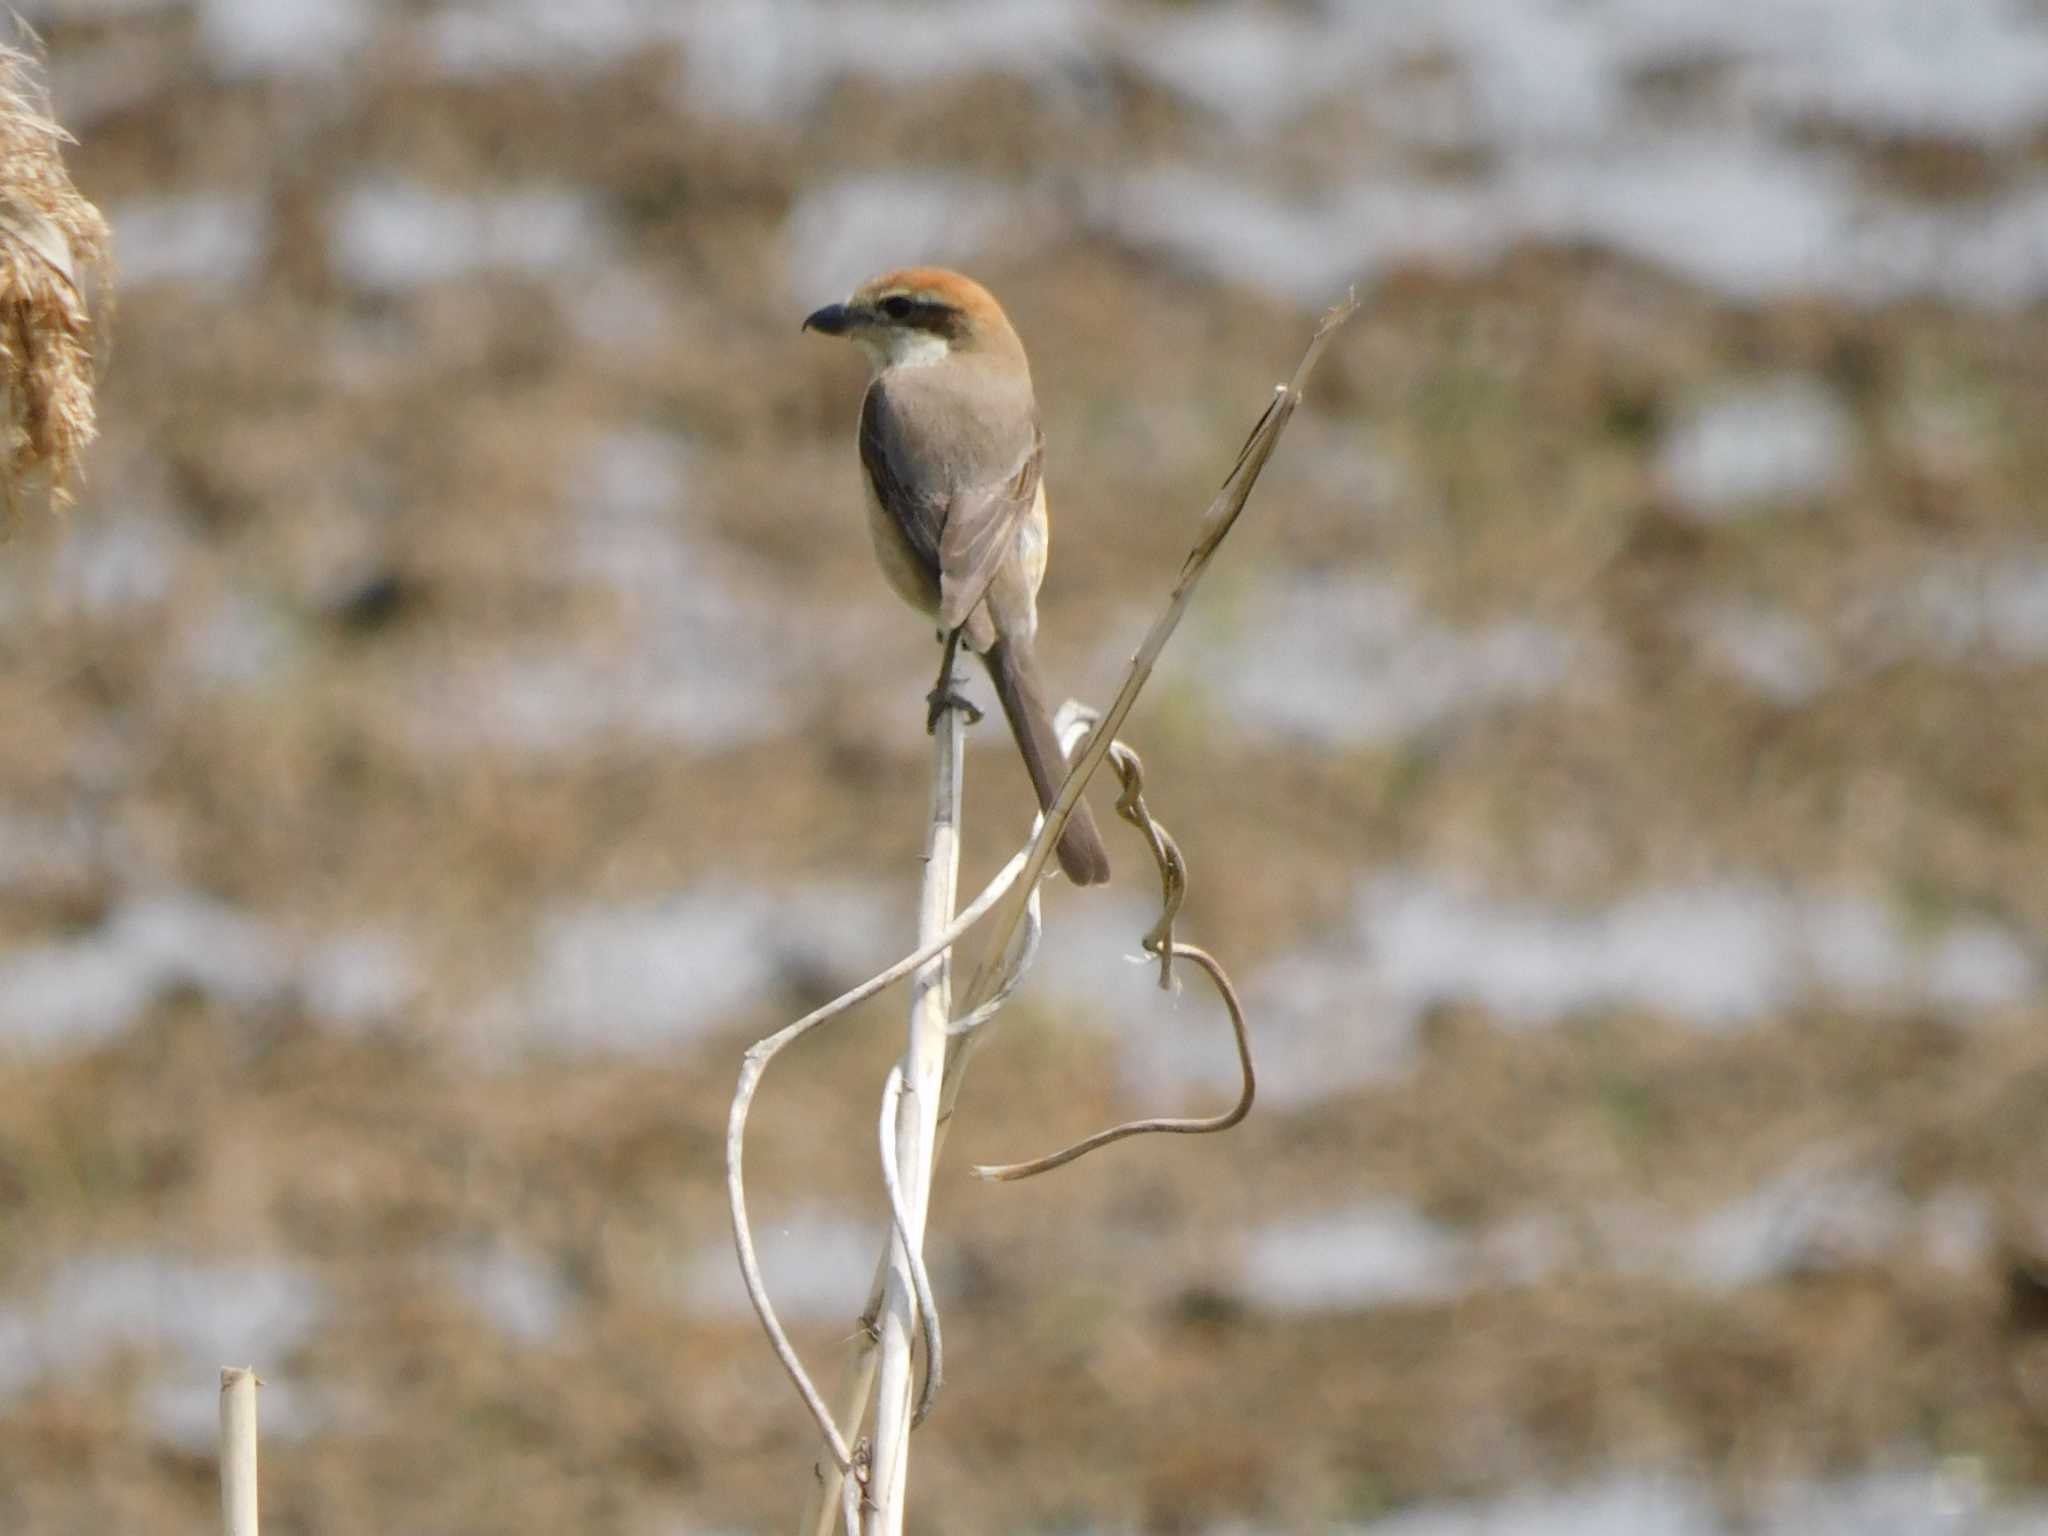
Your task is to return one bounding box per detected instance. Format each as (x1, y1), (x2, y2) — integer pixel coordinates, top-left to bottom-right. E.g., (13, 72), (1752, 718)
(802, 302), (859, 336)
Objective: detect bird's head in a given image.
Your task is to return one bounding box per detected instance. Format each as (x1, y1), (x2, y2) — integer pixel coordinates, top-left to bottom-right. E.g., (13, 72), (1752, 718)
(803, 267), (1023, 373)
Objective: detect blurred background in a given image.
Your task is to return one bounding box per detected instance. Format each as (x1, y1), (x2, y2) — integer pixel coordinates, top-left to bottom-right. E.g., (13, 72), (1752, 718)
(2, 0), (2047, 1531)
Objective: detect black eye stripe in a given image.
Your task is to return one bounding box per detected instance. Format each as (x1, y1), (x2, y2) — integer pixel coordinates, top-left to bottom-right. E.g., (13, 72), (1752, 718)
(876, 295), (961, 335)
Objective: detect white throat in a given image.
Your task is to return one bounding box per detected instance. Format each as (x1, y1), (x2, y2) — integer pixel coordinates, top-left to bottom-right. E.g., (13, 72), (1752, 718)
(858, 328), (951, 372)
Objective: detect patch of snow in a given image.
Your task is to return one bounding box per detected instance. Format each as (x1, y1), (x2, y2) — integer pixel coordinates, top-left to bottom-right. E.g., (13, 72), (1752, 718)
(1658, 378), (1856, 516)
(446, 1244), (574, 1344)
(783, 174), (1019, 308)
(671, 0), (1091, 124)
(1688, 603), (1832, 704)
(1349, 1472), (1723, 1536)
(1204, 574), (1576, 748)
(301, 933), (418, 1028)
(680, 1208), (878, 1323)
(51, 514), (187, 618)
(1684, 1166), (1908, 1290)
(0, 1251), (326, 1404)
(183, 593), (297, 691)
(524, 883), (901, 1053)
(198, 0), (374, 78)
(140, 1374), (327, 1450)
(1895, 557), (2048, 666)
(331, 180), (611, 292)
(1228, 872), (2035, 1107)
(110, 196), (268, 290)
(1241, 1202), (1470, 1312)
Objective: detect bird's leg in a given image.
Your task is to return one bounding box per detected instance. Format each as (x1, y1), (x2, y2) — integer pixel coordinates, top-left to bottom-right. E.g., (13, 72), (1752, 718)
(925, 626), (982, 733)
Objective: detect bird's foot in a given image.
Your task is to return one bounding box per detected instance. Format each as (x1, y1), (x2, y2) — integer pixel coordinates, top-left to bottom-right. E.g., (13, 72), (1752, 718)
(926, 685), (983, 733)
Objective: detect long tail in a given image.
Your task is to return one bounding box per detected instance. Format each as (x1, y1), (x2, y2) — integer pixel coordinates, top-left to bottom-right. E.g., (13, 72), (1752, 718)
(982, 636), (1112, 886)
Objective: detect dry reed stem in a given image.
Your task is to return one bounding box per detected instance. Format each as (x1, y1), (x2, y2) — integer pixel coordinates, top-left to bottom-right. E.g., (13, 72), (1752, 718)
(725, 843), (1030, 1478)
(890, 807), (1045, 1433)
(218, 1367), (259, 1536)
(866, 697), (966, 1534)
(0, 40), (110, 527)
(876, 1065), (942, 1424)
(794, 867), (1039, 1536)
(799, 1311), (883, 1534)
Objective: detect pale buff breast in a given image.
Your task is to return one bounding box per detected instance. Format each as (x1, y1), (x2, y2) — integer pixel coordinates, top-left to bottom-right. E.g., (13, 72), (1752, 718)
(861, 460), (941, 618)
(1008, 481), (1048, 639)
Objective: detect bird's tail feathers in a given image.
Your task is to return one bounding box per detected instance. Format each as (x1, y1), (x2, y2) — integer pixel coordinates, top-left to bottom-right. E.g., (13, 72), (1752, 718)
(983, 638), (1111, 886)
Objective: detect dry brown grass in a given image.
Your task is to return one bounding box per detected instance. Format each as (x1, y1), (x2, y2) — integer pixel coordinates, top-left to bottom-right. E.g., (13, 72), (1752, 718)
(0, 39), (109, 527)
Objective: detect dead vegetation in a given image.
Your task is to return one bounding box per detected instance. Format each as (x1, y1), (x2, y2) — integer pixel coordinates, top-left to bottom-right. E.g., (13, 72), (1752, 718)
(0, 40), (108, 527)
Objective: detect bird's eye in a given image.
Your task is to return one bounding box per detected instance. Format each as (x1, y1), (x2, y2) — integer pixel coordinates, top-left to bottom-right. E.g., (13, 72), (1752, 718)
(880, 295), (915, 320)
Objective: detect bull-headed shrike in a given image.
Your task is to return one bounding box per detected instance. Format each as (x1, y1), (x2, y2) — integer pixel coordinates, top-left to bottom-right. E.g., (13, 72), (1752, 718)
(805, 267), (1111, 886)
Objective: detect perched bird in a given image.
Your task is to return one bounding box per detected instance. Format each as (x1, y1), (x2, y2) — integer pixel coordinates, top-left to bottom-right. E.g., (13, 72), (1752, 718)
(804, 267), (1111, 886)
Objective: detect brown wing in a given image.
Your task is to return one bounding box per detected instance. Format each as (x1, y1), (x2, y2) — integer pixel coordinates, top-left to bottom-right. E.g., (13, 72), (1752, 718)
(859, 383), (946, 576)
(934, 423), (1042, 634)
(861, 380), (1044, 637)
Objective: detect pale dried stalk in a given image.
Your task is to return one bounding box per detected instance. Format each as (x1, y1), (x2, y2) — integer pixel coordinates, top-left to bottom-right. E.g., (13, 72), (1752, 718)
(974, 943), (1251, 1181)
(957, 292), (1358, 1018)
(797, 292), (1355, 1532)
(885, 814), (1045, 1433)
(798, 1327), (881, 1535)
(727, 842), (1029, 1479)
(975, 737), (1254, 1181)
(796, 860), (1041, 1536)
(876, 1066), (941, 1424)
(218, 1367), (259, 1536)
(865, 700), (964, 1534)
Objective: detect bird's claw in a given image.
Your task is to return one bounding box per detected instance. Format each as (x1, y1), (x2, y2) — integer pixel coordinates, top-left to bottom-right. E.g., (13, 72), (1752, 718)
(926, 685), (983, 733)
